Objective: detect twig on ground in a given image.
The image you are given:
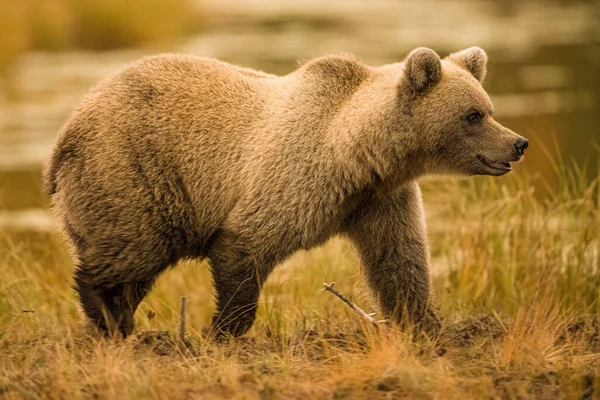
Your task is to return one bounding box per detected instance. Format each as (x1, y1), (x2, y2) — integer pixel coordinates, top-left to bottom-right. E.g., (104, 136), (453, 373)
(322, 282), (384, 327)
(179, 296), (186, 343)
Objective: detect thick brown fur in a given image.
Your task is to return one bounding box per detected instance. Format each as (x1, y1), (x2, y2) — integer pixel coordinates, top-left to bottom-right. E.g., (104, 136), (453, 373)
(43, 47), (527, 338)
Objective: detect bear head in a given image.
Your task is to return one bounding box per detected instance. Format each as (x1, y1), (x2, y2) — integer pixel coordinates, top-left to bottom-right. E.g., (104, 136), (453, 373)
(400, 47), (528, 177)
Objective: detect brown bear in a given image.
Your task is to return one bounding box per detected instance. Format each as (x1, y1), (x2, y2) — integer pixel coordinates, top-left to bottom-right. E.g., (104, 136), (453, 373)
(43, 47), (528, 338)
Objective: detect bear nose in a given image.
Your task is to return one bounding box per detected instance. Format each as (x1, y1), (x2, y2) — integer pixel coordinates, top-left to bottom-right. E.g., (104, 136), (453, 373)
(514, 137), (529, 156)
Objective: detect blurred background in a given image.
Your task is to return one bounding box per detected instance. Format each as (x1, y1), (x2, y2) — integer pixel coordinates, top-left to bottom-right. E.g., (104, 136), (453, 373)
(0, 0), (598, 229)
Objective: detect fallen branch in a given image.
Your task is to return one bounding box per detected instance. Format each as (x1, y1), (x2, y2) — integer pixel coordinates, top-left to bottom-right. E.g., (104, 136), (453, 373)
(322, 282), (384, 327)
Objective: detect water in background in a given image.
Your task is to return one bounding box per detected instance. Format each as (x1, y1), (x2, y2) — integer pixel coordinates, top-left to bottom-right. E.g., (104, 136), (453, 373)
(0, 0), (598, 229)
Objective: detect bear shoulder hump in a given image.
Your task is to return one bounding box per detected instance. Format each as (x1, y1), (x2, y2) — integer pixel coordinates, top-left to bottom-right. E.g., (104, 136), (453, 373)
(299, 54), (370, 86)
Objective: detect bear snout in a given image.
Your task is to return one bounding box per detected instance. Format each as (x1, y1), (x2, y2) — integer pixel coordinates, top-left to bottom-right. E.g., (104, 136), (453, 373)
(513, 137), (529, 158)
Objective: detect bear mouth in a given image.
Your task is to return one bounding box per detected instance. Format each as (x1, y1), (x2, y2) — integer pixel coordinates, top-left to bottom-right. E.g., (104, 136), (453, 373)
(476, 155), (512, 172)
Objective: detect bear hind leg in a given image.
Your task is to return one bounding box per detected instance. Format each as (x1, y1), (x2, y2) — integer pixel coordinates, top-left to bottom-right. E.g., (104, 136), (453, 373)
(207, 237), (276, 339)
(74, 263), (161, 338)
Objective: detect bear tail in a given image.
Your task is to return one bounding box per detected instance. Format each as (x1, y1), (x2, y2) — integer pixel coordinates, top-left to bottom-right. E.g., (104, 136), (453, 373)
(43, 137), (76, 195)
(42, 151), (60, 195)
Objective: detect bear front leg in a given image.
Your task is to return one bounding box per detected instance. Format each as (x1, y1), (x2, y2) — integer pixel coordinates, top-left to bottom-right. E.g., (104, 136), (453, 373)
(345, 182), (440, 336)
(207, 233), (275, 339)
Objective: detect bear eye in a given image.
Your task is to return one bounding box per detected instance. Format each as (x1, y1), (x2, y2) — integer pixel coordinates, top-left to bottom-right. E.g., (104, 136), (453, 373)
(465, 110), (483, 123)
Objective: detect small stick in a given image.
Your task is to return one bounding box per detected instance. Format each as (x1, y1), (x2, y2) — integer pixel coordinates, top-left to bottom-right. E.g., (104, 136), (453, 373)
(322, 282), (381, 327)
(179, 296), (187, 343)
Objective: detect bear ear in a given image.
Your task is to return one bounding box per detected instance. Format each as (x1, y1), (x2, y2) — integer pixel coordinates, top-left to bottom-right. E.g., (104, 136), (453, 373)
(403, 47), (442, 93)
(447, 47), (488, 83)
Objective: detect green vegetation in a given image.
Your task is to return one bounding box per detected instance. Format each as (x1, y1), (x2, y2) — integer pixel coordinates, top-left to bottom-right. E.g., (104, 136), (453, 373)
(0, 0), (202, 69)
(1, 155), (599, 398)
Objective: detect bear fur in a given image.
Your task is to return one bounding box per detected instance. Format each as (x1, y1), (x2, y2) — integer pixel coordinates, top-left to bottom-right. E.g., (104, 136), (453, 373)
(43, 47), (528, 338)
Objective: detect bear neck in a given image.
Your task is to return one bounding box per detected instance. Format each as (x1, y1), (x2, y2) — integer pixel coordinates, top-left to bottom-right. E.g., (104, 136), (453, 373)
(327, 75), (427, 194)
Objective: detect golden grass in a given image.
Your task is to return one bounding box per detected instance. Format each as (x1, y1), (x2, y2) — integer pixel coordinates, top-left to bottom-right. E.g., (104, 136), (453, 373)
(1, 157), (599, 399)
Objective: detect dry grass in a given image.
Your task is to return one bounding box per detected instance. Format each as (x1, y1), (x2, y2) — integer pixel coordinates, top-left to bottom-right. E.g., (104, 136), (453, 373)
(1, 155), (599, 399)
